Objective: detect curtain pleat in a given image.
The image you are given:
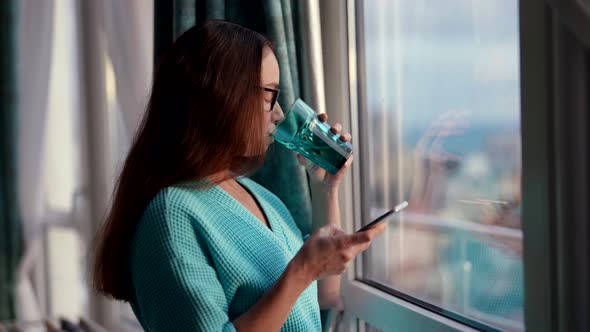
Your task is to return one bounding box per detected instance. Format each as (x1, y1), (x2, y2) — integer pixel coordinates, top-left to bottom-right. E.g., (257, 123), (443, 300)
(0, 0), (23, 321)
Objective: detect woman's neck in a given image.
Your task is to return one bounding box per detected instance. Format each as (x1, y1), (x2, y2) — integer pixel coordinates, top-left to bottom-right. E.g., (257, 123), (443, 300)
(207, 169), (234, 185)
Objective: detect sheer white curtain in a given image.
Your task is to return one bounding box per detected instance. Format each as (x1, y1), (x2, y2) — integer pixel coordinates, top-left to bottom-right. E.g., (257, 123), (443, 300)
(93, 1), (153, 329)
(15, 0), (54, 327)
(298, 0), (327, 115)
(15, 0), (153, 329)
(103, 0), (153, 139)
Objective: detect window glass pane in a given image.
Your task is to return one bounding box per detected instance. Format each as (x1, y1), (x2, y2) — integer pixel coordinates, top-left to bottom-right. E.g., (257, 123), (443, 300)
(359, 1), (523, 330)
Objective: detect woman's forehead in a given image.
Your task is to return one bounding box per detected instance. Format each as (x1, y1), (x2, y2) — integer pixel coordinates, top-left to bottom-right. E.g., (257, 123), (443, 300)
(261, 49), (279, 86)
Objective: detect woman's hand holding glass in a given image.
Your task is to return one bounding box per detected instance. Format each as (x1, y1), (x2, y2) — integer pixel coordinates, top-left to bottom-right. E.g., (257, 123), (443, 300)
(296, 113), (353, 193)
(291, 223), (386, 281)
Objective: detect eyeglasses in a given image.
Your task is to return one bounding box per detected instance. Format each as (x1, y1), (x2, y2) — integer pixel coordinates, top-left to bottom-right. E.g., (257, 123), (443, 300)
(263, 87), (280, 112)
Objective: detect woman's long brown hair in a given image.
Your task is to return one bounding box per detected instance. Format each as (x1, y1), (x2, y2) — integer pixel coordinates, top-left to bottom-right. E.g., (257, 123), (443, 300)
(90, 20), (273, 302)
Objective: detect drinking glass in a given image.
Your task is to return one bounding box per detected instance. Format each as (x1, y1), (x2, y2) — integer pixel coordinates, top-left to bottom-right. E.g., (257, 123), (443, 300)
(272, 98), (353, 174)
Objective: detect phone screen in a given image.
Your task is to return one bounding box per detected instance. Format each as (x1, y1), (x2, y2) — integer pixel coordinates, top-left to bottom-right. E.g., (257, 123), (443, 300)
(355, 201), (408, 233)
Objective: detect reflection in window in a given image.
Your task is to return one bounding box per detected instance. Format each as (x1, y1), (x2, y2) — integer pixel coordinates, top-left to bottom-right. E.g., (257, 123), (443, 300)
(359, 1), (523, 330)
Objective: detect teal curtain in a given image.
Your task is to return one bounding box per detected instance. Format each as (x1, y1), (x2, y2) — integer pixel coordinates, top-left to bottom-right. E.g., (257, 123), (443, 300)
(0, 0), (23, 321)
(154, 0), (312, 234)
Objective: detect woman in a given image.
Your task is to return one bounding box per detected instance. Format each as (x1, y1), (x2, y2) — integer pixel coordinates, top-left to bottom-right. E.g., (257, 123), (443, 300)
(91, 20), (385, 332)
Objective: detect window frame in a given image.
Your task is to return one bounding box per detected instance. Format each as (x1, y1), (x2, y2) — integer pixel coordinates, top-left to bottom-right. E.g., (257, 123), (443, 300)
(333, 0), (555, 331)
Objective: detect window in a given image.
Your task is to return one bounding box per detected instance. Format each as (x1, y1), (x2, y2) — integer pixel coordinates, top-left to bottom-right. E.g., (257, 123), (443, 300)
(355, 0), (523, 331)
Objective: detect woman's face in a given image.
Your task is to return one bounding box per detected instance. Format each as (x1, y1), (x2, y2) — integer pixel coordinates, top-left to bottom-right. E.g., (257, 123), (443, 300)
(260, 48), (284, 146)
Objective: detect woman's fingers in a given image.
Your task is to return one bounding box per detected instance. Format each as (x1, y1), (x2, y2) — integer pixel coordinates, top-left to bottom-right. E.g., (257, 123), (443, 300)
(332, 223), (386, 254)
(348, 224), (386, 256)
(318, 115), (353, 142)
(329, 123), (352, 142)
(326, 224), (346, 236)
(302, 223), (387, 279)
(296, 153), (305, 165)
(347, 223), (387, 245)
(330, 123), (343, 134)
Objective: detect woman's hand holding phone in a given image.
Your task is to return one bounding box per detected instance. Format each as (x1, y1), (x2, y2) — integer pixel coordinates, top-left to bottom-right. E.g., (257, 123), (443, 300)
(291, 223), (386, 281)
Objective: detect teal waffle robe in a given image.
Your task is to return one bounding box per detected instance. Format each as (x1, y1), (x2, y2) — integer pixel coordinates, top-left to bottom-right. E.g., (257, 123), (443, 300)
(129, 177), (321, 331)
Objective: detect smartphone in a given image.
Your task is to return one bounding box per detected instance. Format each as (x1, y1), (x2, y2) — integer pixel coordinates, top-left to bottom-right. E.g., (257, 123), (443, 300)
(356, 201), (409, 233)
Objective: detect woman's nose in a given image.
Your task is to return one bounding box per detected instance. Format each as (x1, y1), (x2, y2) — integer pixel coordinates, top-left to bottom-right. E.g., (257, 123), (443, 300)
(272, 103), (285, 124)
